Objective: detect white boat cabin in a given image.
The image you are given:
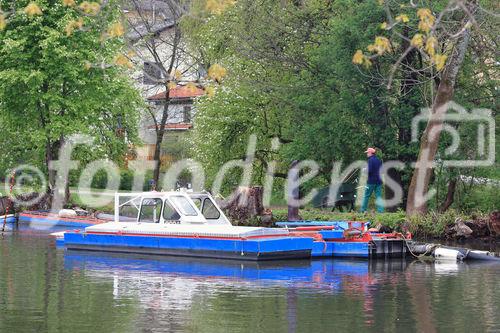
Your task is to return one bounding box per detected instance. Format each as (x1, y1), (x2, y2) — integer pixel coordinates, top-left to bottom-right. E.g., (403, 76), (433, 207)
(115, 191), (231, 226)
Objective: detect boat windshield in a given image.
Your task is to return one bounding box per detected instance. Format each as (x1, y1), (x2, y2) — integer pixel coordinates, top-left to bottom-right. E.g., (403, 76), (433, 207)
(163, 200), (181, 221)
(139, 198), (163, 223)
(169, 196), (198, 216)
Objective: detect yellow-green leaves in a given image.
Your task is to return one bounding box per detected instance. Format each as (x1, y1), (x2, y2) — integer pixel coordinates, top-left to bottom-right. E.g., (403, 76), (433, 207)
(172, 69), (182, 81)
(65, 18), (84, 36)
(25, 2), (42, 16)
(417, 8), (435, 33)
(79, 1), (100, 16)
(354, 6), (447, 72)
(367, 36), (391, 55)
(0, 14), (6, 31)
(114, 54), (133, 69)
(411, 33), (424, 48)
(425, 36), (437, 56)
(62, 0), (76, 7)
(208, 64), (227, 82)
(206, 0), (236, 15)
(433, 54), (447, 71)
(352, 50), (371, 68)
(410, 34), (447, 71)
(395, 14), (409, 23)
(107, 22), (125, 38)
(167, 82), (177, 90)
(352, 50), (364, 64)
(205, 86), (215, 98)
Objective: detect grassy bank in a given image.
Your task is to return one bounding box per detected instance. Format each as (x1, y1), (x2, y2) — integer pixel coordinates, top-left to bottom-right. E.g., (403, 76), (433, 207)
(5, 185), (493, 240)
(268, 208), (489, 239)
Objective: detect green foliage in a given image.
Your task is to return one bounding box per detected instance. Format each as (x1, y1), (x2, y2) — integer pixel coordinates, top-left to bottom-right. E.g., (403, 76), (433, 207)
(185, 0), (497, 214)
(269, 207), (478, 238)
(186, 0), (420, 192)
(0, 0), (142, 179)
(405, 209), (474, 239)
(456, 184), (500, 213)
(270, 208), (406, 228)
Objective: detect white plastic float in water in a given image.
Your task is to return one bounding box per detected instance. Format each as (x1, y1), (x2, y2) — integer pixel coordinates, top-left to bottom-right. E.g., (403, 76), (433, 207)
(409, 243), (500, 262)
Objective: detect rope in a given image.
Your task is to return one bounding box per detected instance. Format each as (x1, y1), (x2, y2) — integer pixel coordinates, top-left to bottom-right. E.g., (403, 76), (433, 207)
(399, 233), (437, 259)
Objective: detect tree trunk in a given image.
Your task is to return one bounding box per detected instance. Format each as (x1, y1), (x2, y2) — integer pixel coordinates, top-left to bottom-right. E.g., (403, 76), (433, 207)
(46, 138), (56, 193)
(406, 29), (470, 215)
(152, 88), (171, 188)
(287, 160), (302, 221)
(439, 177), (457, 213)
(152, 129), (165, 189)
(46, 137), (71, 209)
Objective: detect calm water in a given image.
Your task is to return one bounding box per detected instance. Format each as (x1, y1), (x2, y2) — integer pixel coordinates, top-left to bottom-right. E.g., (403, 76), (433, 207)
(0, 232), (499, 333)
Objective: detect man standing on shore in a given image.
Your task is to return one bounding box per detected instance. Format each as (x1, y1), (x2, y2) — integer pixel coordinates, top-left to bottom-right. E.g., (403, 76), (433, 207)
(360, 147), (384, 213)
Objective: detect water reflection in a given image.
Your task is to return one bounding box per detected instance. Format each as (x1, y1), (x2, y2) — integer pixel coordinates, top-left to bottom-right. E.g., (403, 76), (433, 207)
(64, 252), (412, 332)
(0, 234), (499, 333)
(64, 252), (409, 293)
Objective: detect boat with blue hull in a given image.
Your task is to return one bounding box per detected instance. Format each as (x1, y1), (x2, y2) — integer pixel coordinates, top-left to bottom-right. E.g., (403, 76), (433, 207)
(58, 192), (315, 261)
(15, 210), (110, 229)
(53, 191), (412, 260)
(64, 223), (314, 260)
(1, 214), (17, 231)
(283, 223), (409, 259)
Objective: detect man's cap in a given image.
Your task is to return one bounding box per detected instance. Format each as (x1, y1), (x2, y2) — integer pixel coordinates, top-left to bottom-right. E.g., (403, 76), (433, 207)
(365, 147), (376, 154)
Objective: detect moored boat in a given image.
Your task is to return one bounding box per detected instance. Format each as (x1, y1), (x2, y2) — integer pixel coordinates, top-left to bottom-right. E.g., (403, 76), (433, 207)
(1, 214), (17, 231)
(53, 190), (414, 260)
(278, 221), (409, 259)
(59, 192), (313, 261)
(18, 210), (110, 228)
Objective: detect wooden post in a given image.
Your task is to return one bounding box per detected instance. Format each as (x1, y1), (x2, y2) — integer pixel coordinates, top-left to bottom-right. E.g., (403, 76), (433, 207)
(287, 160), (302, 221)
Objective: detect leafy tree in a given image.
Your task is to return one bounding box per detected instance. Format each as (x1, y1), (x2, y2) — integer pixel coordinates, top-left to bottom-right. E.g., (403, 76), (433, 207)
(187, 0), (497, 214)
(187, 0), (418, 197)
(353, 0), (498, 214)
(0, 0), (142, 203)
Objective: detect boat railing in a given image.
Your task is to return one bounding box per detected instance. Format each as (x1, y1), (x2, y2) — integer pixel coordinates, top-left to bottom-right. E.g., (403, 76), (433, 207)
(114, 192), (145, 223)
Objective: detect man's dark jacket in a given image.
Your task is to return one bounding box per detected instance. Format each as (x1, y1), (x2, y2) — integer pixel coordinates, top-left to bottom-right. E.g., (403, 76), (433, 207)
(367, 155), (382, 185)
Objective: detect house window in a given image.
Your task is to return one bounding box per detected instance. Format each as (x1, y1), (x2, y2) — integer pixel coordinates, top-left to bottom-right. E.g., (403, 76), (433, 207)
(143, 62), (165, 85)
(183, 106), (192, 123)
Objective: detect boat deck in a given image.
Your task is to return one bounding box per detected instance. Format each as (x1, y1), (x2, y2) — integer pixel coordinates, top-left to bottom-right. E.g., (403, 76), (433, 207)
(18, 211), (110, 228)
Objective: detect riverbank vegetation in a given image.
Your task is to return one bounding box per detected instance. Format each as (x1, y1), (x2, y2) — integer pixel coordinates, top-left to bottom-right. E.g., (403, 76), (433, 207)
(0, 0), (498, 231)
(184, 0), (498, 216)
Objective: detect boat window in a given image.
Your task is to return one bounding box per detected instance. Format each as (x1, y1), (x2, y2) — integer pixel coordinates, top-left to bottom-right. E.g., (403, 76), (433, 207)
(202, 198), (221, 219)
(139, 198), (163, 223)
(191, 198), (202, 210)
(170, 196), (198, 216)
(163, 200), (181, 221)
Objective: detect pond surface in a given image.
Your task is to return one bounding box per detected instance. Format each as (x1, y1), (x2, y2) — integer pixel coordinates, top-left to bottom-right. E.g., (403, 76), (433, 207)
(0, 232), (498, 333)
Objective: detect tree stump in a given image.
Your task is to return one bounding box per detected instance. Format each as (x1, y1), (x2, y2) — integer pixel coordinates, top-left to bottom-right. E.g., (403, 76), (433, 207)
(488, 211), (500, 237)
(220, 186), (265, 225)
